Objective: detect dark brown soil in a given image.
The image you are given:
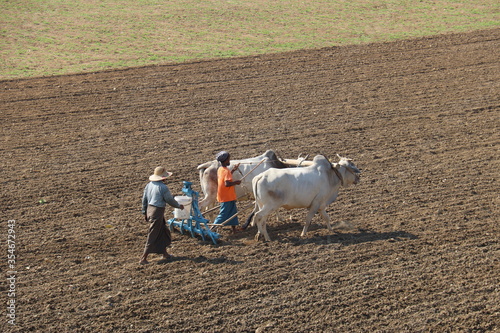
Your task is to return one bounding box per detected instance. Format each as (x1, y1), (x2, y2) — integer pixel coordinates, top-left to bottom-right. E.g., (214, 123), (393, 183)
(1, 28), (499, 332)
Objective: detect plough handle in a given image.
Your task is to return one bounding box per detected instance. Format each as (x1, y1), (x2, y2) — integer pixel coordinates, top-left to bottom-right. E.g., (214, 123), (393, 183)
(208, 201), (255, 227)
(238, 159), (266, 181)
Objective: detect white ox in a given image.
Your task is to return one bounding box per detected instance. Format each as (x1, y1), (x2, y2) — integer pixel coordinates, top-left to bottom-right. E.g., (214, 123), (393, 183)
(196, 150), (287, 210)
(245, 154), (361, 241)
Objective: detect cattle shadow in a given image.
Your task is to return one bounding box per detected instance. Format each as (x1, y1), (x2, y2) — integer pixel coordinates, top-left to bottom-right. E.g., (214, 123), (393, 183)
(170, 222), (417, 251)
(281, 229), (418, 247)
(242, 222), (417, 246)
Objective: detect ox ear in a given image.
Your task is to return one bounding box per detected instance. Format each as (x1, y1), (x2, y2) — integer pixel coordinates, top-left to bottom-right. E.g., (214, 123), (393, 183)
(351, 164), (361, 174)
(336, 153), (353, 163)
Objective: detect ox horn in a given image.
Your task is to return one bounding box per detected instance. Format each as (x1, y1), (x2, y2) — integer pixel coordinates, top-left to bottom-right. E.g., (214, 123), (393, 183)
(337, 153), (353, 161)
(298, 153), (309, 160)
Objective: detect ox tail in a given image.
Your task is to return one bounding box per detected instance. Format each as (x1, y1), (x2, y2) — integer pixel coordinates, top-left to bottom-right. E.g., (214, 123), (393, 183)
(197, 161), (214, 199)
(242, 173), (262, 230)
(241, 203), (257, 230)
(242, 206), (256, 230)
(198, 168), (207, 201)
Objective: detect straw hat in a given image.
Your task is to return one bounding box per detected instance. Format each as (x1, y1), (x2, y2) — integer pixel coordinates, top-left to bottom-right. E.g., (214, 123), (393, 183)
(149, 166), (173, 181)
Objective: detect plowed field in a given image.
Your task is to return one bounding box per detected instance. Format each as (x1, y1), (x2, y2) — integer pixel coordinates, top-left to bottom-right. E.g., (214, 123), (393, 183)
(1, 28), (499, 332)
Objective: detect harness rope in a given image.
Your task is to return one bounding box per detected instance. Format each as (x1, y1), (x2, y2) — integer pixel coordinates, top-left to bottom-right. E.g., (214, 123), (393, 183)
(332, 165), (344, 186)
(235, 167), (253, 199)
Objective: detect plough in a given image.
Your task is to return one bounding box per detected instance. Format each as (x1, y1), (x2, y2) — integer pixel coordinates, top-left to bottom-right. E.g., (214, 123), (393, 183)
(167, 155), (314, 244)
(166, 181), (221, 244)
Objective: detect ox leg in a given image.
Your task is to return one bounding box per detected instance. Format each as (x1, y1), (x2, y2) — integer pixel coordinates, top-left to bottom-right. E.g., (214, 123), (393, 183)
(319, 209), (333, 232)
(274, 210), (292, 223)
(252, 212), (262, 241)
(253, 211), (271, 242)
(198, 197), (213, 211)
(275, 210), (282, 222)
(300, 208), (318, 237)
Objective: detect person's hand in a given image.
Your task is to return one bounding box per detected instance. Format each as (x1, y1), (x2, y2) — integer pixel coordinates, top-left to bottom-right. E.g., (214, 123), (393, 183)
(232, 163), (240, 172)
(179, 204), (185, 210)
(235, 180), (242, 185)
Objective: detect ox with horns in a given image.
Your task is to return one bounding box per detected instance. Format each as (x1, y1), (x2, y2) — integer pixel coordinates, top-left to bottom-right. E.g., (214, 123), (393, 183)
(244, 154), (361, 241)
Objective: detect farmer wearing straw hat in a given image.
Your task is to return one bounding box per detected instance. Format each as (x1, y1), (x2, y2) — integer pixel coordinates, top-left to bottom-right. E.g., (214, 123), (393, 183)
(212, 151), (241, 234)
(140, 166), (184, 265)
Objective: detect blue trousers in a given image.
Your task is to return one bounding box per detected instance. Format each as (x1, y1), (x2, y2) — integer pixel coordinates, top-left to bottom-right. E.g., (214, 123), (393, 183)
(213, 201), (239, 226)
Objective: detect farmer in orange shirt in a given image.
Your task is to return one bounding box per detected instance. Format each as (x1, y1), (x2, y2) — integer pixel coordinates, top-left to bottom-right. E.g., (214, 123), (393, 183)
(212, 151), (241, 233)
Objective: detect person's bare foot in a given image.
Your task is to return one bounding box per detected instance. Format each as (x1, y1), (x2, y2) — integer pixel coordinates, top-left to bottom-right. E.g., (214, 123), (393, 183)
(139, 260), (149, 265)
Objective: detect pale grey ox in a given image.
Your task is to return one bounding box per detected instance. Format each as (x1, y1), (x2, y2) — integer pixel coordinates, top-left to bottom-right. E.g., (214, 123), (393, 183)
(244, 154), (361, 241)
(196, 150), (287, 211)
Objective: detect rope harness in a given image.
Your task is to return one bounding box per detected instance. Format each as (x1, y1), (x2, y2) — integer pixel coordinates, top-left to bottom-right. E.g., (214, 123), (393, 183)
(332, 165), (344, 186)
(235, 166), (254, 200)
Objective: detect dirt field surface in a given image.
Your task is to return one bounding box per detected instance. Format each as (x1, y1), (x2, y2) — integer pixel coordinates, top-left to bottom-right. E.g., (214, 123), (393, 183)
(1, 28), (499, 332)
